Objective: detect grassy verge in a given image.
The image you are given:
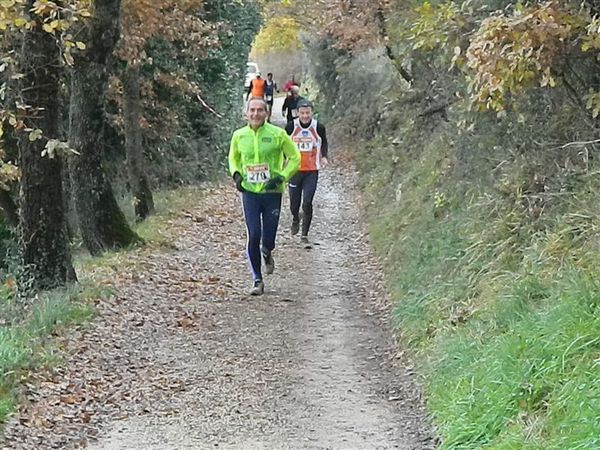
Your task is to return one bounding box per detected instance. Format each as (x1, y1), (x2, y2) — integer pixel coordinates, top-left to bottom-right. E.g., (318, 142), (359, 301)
(0, 285), (98, 423)
(356, 124), (600, 448)
(0, 185), (205, 425)
(75, 186), (205, 275)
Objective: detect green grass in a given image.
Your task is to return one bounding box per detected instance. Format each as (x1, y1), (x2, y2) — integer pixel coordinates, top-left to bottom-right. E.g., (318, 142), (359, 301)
(357, 120), (600, 448)
(128, 186), (205, 244)
(428, 274), (600, 449)
(76, 185), (205, 275)
(0, 285), (96, 423)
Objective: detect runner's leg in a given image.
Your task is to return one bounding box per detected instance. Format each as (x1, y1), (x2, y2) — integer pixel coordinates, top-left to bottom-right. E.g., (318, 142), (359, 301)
(289, 172), (303, 222)
(301, 171), (319, 237)
(261, 193), (282, 254)
(242, 192), (262, 281)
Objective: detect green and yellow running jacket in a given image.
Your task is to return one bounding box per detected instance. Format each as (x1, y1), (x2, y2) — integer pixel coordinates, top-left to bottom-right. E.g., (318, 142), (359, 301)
(229, 122), (301, 194)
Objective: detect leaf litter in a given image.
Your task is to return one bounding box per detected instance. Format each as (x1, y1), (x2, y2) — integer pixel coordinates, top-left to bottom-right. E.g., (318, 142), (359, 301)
(1, 169), (437, 449)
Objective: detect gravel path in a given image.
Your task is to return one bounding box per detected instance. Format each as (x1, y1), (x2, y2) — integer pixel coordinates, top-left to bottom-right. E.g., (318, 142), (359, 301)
(1, 127), (436, 450)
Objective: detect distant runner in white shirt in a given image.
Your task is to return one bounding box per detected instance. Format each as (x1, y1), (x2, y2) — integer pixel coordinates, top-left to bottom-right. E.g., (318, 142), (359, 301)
(285, 99), (329, 244)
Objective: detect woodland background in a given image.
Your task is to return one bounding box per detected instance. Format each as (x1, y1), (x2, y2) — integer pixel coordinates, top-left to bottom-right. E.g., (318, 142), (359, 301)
(1, 1), (599, 448)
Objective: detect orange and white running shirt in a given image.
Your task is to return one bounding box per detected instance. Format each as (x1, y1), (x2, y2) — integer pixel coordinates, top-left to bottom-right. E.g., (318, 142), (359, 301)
(291, 118), (322, 171)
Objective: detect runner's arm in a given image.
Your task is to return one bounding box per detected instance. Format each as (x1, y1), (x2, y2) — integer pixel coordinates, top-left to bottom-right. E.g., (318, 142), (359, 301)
(282, 97), (289, 116)
(317, 122), (328, 158)
(228, 133), (242, 177)
(246, 81), (253, 99)
(285, 121), (294, 135)
(280, 133), (300, 181)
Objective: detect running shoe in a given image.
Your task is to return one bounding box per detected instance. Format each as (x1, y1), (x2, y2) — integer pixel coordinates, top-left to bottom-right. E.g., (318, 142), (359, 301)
(263, 251), (275, 274)
(291, 218), (300, 236)
(250, 280), (264, 296)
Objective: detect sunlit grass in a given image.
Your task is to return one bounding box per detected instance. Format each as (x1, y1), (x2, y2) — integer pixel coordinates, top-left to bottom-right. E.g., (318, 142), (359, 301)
(75, 185), (206, 275)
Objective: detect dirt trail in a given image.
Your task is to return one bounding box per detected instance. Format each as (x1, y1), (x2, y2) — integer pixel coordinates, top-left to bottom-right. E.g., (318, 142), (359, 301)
(1, 142), (435, 449)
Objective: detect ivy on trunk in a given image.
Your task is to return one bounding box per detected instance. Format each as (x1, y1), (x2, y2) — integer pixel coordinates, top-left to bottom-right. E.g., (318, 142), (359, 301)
(17, 0), (76, 289)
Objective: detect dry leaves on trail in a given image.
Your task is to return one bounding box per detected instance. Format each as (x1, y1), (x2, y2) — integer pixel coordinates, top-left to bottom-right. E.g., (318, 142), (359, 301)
(1, 174), (436, 450)
(0, 185), (249, 450)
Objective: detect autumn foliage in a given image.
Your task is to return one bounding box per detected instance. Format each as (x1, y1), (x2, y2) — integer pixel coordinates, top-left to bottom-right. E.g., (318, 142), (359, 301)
(0, 0), (258, 286)
(404, 1), (600, 116)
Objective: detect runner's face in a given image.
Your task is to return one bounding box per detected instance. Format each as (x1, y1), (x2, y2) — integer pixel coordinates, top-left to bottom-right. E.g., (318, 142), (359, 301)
(298, 106), (312, 124)
(247, 99), (267, 129)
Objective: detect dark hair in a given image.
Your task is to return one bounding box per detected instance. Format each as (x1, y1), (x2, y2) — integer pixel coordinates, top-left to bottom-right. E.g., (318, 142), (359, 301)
(267, 72), (273, 76)
(297, 99), (313, 109)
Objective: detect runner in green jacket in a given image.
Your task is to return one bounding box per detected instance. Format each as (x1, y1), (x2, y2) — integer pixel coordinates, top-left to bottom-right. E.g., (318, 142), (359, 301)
(229, 97), (300, 295)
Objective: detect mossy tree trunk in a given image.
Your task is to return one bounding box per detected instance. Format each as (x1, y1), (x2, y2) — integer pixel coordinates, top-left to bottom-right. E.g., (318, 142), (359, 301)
(17, 0), (76, 288)
(122, 63), (154, 222)
(69, 0), (141, 256)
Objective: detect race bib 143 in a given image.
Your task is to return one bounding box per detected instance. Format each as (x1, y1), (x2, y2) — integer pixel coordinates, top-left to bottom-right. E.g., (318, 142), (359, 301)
(294, 137), (313, 152)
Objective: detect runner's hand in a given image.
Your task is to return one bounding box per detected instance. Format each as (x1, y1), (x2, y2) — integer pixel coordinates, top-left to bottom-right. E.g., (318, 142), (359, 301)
(321, 157), (329, 169)
(233, 172), (245, 193)
(264, 176), (283, 190)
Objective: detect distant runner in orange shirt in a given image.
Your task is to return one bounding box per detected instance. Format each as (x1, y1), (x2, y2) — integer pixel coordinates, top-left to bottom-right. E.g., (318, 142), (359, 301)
(246, 72), (266, 101)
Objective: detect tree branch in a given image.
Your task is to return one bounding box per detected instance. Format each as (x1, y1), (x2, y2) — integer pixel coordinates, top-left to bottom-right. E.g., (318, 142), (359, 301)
(375, 3), (412, 84)
(196, 94), (223, 118)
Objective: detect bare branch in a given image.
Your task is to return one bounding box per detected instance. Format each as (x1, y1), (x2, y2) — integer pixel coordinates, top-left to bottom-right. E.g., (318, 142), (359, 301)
(535, 138), (600, 150)
(196, 94), (223, 118)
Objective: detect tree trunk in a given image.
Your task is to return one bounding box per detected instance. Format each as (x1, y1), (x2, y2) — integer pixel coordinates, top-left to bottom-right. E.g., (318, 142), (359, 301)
(17, 1), (76, 288)
(0, 50), (21, 231)
(0, 190), (18, 228)
(69, 0), (141, 256)
(122, 64), (154, 222)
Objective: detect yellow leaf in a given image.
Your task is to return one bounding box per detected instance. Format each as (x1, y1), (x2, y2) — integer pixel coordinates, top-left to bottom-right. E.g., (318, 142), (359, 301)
(63, 51), (74, 66)
(42, 23), (54, 33)
(586, 96), (593, 110)
(14, 17), (27, 27)
(28, 129), (42, 141)
(76, 41), (86, 50)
